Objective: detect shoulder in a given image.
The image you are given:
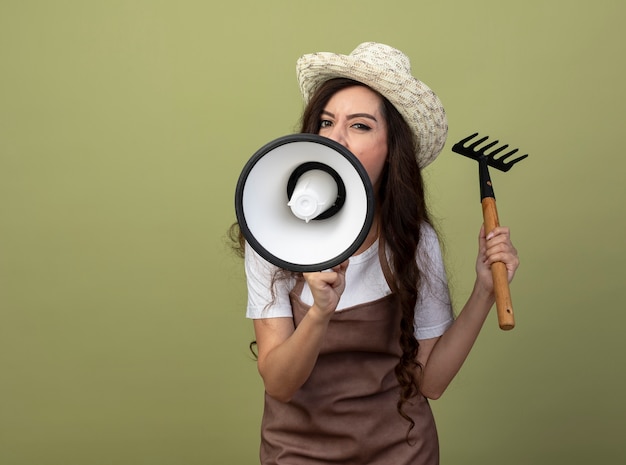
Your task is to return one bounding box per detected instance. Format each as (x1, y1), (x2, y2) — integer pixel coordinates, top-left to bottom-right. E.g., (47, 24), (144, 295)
(414, 222), (454, 338)
(244, 242), (296, 319)
(418, 222), (441, 250)
(416, 222), (444, 267)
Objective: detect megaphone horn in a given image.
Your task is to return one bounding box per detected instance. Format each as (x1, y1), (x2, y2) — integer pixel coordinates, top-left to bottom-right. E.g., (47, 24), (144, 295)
(234, 134), (375, 272)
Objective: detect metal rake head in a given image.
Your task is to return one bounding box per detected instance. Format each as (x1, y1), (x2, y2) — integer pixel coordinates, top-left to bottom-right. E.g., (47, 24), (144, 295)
(452, 132), (528, 172)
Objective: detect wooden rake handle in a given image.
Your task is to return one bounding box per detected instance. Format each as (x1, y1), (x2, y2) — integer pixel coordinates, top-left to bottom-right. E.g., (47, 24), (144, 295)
(481, 197), (515, 330)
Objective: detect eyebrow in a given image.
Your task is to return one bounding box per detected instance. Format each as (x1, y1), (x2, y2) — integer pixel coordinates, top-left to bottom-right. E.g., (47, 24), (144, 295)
(321, 110), (378, 122)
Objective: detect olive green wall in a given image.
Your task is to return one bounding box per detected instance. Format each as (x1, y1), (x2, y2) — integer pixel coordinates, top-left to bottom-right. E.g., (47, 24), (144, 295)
(1, 1), (623, 464)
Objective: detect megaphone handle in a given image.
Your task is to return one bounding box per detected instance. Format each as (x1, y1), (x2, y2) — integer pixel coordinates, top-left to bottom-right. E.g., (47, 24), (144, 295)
(481, 197), (515, 331)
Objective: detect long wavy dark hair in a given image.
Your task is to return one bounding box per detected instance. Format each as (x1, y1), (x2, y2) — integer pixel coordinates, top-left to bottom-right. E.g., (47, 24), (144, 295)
(231, 77), (435, 436)
(300, 77), (433, 435)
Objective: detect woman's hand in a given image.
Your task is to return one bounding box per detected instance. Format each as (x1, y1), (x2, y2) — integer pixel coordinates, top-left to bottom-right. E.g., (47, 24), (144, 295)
(303, 261), (349, 318)
(475, 225), (519, 294)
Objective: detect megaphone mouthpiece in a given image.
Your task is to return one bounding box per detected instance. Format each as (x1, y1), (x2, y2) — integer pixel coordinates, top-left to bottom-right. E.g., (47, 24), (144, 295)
(287, 169), (339, 222)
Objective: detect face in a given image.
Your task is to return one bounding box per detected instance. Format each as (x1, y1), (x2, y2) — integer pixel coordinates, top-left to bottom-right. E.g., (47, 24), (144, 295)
(318, 85), (388, 190)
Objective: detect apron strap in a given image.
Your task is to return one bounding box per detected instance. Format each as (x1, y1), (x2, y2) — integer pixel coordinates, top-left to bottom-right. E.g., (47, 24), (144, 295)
(377, 235), (396, 293)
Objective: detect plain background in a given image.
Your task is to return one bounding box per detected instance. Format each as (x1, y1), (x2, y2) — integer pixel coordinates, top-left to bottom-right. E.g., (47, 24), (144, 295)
(1, 1), (624, 464)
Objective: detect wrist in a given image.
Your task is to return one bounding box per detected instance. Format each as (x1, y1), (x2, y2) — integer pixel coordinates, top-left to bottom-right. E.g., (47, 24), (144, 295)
(307, 304), (334, 324)
(472, 280), (496, 307)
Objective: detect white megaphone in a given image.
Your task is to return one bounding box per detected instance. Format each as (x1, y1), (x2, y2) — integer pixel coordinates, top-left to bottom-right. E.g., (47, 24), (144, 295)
(234, 134), (375, 272)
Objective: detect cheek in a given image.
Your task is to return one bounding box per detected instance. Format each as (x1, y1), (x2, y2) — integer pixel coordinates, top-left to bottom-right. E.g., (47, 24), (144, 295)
(370, 131), (389, 185)
(367, 160), (387, 189)
(359, 147), (387, 188)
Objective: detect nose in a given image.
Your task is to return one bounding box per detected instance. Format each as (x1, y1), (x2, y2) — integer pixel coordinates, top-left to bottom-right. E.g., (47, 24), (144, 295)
(325, 125), (348, 148)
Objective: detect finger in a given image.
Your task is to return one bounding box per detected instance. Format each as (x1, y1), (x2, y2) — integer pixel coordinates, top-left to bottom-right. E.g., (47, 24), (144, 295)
(484, 242), (519, 268)
(331, 259), (349, 274)
(485, 231), (514, 254)
(303, 270), (337, 287)
(478, 224), (486, 241)
(486, 226), (511, 241)
(478, 224), (487, 253)
(485, 240), (515, 257)
(485, 229), (516, 249)
(485, 237), (516, 256)
(485, 250), (519, 266)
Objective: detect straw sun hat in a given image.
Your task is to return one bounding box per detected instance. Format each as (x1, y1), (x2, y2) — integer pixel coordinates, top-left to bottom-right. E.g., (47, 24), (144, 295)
(296, 42), (448, 168)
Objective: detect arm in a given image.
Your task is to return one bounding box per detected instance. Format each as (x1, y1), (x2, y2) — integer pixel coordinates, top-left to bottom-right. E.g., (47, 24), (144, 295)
(253, 262), (348, 402)
(417, 225), (519, 399)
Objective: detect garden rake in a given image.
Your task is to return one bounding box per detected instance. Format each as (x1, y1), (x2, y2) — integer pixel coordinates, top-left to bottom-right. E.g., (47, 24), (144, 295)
(452, 132), (528, 331)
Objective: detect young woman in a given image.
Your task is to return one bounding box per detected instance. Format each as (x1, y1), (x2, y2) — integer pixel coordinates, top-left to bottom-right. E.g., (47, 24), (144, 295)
(237, 42), (519, 465)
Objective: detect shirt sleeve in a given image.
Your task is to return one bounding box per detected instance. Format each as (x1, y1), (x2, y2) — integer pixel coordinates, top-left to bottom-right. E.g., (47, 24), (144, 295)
(244, 242), (295, 319)
(414, 224), (454, 340)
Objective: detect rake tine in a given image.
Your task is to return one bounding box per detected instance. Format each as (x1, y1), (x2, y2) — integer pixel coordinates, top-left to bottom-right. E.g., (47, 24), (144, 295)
(467, 135), (490, 150)
(495, 149), (528, 172)
(456, 132), (480, 145)
(478, 140), (501, 155)
(485, 143), (509, 158)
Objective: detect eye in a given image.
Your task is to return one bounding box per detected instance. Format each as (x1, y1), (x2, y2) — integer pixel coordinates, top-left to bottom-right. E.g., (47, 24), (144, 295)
(319, 119), (333, 129)
(352, 122), (371, 131)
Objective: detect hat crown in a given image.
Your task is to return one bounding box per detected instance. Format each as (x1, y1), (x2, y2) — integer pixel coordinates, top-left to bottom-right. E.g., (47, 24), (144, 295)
(350, 42), (412, 75)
